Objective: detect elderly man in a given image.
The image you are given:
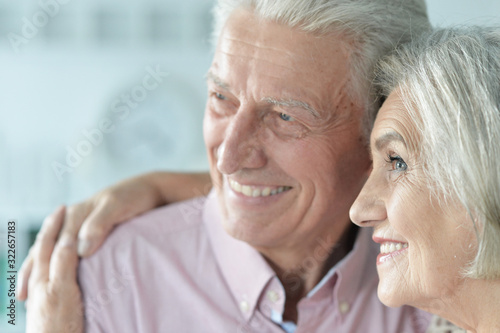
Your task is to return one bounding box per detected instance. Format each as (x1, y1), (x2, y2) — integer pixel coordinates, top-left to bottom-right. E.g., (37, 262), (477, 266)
(23, 0), (433, 332)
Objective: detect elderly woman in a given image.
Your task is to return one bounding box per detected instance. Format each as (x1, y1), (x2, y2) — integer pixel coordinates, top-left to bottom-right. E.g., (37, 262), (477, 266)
(350, 26), (500, 332)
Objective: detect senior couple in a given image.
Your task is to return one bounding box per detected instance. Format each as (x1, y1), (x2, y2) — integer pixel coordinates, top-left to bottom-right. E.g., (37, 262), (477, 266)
(22, 0), (500, 332)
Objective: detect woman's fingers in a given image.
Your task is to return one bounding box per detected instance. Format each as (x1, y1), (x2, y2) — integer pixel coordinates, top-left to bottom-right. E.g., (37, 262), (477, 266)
(49, 234), (79, 283)
(24, 206), (84, 333)
(31, 206), (66, 283)
(57, 203), (90, 254)
(77, 199), (119, 257)
(16, 249), (34, 300)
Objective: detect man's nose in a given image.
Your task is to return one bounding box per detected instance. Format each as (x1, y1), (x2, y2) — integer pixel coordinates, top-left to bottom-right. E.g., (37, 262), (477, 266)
(217, 109), (267, 175)
(349, 171), (387, 228)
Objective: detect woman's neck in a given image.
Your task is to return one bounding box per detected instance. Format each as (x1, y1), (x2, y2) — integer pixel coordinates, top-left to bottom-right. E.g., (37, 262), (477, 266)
(423, 278), (500, 332)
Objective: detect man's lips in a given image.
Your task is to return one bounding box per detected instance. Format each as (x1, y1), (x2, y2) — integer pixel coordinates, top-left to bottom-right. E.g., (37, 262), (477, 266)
(228, 178), (292, 198)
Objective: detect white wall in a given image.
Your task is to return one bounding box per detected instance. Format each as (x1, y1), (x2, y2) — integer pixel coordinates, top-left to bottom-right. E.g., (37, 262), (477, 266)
(428, 0), (500, 26)
(1, 0), (214, 223)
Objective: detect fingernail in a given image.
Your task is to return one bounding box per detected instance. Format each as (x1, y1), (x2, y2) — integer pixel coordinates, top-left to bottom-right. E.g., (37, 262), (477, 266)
(78, 239), (93, 256)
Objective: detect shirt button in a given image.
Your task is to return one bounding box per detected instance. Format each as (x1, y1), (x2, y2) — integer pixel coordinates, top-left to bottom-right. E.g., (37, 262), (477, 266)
(240, 300), (250, 313)
(339, 301), (350, 314)
(267, 291), (280, 303)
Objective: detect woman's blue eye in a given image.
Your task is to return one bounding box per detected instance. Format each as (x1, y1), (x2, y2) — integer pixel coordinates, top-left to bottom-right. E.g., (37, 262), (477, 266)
(388, 155), (407, 172)
(279, 113), (294, 121)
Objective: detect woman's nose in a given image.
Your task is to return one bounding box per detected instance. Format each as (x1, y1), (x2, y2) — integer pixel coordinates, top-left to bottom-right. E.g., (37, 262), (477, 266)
(350, 171), (387, 228)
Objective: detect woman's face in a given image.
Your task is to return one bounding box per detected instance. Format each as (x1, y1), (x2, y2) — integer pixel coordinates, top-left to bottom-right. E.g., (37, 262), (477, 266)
(349, 89), (478, 309)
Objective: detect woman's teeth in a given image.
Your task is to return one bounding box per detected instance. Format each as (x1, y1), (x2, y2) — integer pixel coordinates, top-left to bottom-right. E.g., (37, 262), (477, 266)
(229, 179), (291, 197)
(380, 242), (408, 254)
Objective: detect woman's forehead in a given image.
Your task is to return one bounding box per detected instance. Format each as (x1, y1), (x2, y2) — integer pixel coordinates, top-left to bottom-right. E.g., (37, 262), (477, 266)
(371, 90), (420, 151)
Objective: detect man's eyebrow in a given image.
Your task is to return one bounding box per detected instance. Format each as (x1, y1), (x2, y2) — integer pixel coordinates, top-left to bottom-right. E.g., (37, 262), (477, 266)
(374, 131), (407, 151)
(262, 97), (320, 119)
(206, 71), (229, 90)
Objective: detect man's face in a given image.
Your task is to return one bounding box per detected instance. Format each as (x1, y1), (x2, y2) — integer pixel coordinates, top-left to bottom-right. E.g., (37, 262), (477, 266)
(204, 9), (371, 251)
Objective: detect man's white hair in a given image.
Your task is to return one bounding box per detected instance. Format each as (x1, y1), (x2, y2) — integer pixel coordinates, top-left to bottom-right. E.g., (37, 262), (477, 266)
(376, 26), (500, 279)
(210, 0), (431, 138)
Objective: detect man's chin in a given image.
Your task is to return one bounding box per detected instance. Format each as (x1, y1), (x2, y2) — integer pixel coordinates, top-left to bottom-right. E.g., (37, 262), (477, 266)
(220, 214), (274, 244)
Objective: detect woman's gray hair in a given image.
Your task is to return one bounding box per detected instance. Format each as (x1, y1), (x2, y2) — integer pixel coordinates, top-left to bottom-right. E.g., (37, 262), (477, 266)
(376, 26), (500, 279)
(210, 0), (431, 140)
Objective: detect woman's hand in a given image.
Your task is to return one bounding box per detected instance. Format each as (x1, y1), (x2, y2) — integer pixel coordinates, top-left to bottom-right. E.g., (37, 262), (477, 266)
(25, 206), (83, 333)
(17, 171), (212, 301)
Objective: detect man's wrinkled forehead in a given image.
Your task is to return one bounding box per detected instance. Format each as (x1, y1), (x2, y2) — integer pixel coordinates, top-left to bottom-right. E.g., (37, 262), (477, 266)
(208, 8), (360, 121)
(217, 8), (353, 73)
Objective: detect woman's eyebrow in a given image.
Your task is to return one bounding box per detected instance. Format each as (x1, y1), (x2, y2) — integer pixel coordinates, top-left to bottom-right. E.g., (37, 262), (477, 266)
(374, 131), (407, 151)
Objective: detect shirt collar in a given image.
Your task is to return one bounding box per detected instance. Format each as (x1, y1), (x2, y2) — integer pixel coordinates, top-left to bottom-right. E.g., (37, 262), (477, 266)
(330, 227), (377, 308)
(203, 190), (276, 322)
(203, 190), (378, 322)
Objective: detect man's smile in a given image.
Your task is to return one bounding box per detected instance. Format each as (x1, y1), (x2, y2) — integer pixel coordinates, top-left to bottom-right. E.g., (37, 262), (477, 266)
(228, 178), (292, 197)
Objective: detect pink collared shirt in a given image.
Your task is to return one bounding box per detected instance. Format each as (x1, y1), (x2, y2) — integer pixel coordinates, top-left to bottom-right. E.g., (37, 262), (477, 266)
(79, 191), (431, 333)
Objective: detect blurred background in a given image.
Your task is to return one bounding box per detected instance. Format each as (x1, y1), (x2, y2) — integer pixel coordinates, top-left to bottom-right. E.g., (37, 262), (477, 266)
(1, 0), (500, 331)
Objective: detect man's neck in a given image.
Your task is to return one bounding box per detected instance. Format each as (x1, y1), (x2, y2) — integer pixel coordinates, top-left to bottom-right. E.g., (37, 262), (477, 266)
(263, 224), (359, 323)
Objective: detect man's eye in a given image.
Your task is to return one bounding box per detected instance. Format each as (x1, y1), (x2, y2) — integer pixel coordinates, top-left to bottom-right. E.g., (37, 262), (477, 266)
(279, 113), (295, 121)
(387, 155), (408, 172)
(215, 92), (227, 100)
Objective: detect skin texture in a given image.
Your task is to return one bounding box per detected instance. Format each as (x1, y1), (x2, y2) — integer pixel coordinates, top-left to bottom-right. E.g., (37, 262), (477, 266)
(205, 9), (371, 279)
(349, 90), (500, 331)
(24, 206), (83, 333)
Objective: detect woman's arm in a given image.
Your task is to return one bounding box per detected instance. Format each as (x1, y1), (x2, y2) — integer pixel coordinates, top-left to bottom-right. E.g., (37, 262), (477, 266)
(17, 171), (212, 301)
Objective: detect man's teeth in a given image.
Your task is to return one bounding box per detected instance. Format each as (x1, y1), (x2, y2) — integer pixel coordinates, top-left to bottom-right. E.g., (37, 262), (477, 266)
(229, 179), (291, 197)
(380, 242), (408, 254)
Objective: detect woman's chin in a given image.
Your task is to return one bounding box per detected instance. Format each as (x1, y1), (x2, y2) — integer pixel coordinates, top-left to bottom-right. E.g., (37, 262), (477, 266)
(377, 285), (407, 308)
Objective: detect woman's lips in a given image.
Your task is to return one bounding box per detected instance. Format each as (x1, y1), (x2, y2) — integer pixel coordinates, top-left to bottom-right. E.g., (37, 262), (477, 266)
(373, 237), (409, 265)
(380, 242), (408, 254)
